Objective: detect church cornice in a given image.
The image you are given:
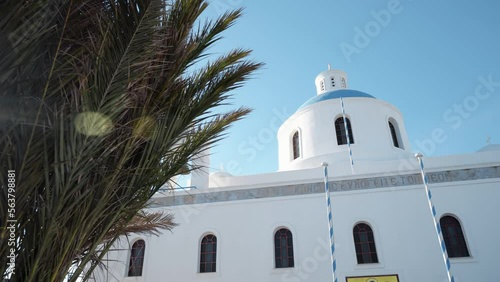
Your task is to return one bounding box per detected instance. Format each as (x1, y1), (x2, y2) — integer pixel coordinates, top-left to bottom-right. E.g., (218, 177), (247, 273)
(150, 166), (500, 207)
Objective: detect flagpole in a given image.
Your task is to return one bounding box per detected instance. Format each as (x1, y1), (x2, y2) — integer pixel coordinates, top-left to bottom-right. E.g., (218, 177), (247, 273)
(321, 162), (337, 282)
(415, 153), (455, 282)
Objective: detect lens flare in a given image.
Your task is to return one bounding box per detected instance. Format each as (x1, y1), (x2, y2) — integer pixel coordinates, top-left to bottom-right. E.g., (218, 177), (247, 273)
(132, 116), (156, 139)
(74, 112), (113, 136)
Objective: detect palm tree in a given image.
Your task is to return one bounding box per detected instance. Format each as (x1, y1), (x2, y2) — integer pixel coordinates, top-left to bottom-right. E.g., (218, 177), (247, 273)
(0, 0), (262, 281)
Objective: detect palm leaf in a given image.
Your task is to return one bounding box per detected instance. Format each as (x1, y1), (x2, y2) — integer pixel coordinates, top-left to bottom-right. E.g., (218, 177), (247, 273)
(0, 0), (262, 281)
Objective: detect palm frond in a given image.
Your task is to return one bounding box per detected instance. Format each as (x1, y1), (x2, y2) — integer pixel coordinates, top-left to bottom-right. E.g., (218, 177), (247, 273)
(0, 0), (262, 281)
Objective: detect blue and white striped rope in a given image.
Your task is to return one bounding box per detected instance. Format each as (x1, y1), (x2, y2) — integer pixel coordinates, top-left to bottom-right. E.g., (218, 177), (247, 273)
(416, 153), (455, 282)
(340, 97), (355, 174)
(321, 162), (338, 282)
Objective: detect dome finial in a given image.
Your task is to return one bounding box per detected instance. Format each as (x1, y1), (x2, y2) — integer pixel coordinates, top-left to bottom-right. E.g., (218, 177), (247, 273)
(328, 63), (331, 70)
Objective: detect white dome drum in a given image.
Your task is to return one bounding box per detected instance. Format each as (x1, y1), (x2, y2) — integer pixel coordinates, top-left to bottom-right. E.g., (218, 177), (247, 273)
(278, 69), (412, 172)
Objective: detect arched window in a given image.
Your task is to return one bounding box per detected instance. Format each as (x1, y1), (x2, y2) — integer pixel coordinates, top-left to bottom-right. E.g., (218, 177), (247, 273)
(274, 228), (294, 268)
(440, 216), (470, 258)
(335, 117), (354, 145)
(200, 234), (217, 272)
(353, 223), (378, 264)
(128, 239), (145, 276)
(388, 121), (400, 148)
(292, 131), (300, 160)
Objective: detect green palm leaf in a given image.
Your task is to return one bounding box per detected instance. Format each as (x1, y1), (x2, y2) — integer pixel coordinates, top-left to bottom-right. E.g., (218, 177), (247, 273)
(0, 0), (262, 281)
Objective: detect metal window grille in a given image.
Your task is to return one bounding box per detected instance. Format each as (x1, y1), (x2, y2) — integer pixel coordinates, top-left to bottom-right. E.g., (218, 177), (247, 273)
(292, 131), (300, 159)
(274, 229), (294, 268)
(440, 216), (470, 258)
(389, 121), (400, 148)
(335, 117), (354, 145)
(128, 240), (145, 276)
(353, 223), (379, 264)
(200, 235), (217, 272)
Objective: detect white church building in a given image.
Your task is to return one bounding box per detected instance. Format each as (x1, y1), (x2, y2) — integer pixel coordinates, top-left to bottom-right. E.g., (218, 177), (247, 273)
(93, 68), (500, 282)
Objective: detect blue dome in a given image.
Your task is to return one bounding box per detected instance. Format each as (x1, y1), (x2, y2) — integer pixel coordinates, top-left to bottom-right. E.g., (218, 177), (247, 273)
(298, 89), (375, 110)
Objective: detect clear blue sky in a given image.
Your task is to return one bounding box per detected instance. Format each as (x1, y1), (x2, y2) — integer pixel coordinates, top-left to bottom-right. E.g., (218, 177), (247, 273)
(196, 0), (500, 177)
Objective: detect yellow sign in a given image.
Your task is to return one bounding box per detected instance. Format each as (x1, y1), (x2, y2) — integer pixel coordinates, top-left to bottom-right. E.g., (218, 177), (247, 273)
(346, 274), (399, 282)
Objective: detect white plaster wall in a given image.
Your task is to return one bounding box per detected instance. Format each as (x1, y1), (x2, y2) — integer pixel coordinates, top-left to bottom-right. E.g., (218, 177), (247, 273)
(94, 175), (500, 282)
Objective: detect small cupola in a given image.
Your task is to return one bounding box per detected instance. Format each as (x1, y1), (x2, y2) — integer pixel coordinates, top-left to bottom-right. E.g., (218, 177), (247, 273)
(314, 65), (348, 95)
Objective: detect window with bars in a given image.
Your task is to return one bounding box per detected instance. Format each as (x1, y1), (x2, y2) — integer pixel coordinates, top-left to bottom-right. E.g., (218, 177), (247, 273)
(200, 234), (217, 272)
(335, 117), (354, 145)
(353, 223), (378, 264)
(440, 216), (470, 258)
(388, 121), (400, 148)
(128, 240), (145, 277)
(292, 131), (300, 160)
(320, 80), (325, 91)
(341, 77), (346, 88)
(274, 228), (294, 268)
(330, 76), (335, 87)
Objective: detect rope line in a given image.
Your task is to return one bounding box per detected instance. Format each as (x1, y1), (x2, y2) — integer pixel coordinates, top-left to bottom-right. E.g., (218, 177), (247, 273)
(340, 97), (354, 174)
(416, 153), (455, 282)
